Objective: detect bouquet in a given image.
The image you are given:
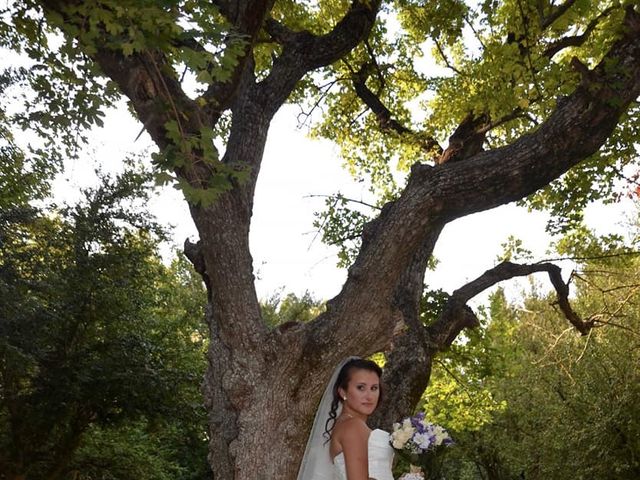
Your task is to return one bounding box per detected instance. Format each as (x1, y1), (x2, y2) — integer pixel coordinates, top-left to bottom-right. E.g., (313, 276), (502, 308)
(390, 412), (453, 480)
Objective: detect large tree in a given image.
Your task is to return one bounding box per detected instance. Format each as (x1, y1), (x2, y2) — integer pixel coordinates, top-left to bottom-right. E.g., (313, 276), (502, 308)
(2, 0), (640, 478)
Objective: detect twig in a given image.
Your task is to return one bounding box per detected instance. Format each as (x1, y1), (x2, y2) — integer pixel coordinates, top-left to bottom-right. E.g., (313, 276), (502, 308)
(463, 12), (487, 52)
(304, 194), (381, 210)
(307, 195), (340, 249)
(574, 327), (593, 363)
(543, 6), (616, 57)
(538, 251), (640, 263)
(433, 38), (463, 76)
(516, 0), (543, 99)
(296, 78), (341, 128)
(531, 326), (573, 365)
(590, 318), (640, 337)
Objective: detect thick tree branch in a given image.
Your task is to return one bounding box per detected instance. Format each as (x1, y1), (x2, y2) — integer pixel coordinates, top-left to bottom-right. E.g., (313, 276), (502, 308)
(401, 261), (585, 411)
(267, 0), (380, 69)
(37, 1), (271, 358)
(352, 65), (410, 133)
(38, 1), (222, 190)
(257, 0), (382, 115)
(545, 264), (593, 334)
(215, 0), (274, 32)
(427, 6), (640, 214)
(202, 0), (275, 110)
(351, 64), (443, 157)
(376, 258), (592, 427)
(430, 261), (592, 342)
(437, 113), (489, 164)
(183, 239), (212, 300)
(370, 225), (445, 430)
(540, 0), (579, 30)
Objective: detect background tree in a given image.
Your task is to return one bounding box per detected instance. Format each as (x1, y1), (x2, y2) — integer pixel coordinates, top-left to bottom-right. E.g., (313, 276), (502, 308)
(1, 1), (640, 478)
(422, 225), (640, 479)
(0, 165), (210, 480)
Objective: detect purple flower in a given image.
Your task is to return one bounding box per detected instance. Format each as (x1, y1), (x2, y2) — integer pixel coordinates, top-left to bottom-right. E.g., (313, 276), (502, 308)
(411, 412), (427, 433)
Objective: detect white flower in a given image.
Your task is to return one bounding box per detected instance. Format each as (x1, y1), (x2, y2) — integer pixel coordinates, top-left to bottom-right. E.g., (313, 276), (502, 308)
(391, 427), (414, 449)
(392, 419), (417, 449)
(432, 425), (450, 446)
(412, 432), (433, 450)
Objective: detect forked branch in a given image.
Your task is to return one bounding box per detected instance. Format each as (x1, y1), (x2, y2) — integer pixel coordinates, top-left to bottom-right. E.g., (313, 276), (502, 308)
(259, 0), (382, 113)
(351, 64), (442, 155)
(427, 261), (593, 354)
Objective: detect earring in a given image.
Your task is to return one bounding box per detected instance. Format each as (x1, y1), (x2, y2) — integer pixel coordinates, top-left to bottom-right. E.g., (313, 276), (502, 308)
(343, 396), (347, 401)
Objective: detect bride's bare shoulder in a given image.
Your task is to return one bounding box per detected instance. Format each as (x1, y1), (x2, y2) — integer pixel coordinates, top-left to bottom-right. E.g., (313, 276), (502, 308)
(330, 417), (371, 456)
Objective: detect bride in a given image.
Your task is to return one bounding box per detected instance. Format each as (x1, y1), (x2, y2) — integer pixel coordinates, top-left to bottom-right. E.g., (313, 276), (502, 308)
(297, 357), (395, 480)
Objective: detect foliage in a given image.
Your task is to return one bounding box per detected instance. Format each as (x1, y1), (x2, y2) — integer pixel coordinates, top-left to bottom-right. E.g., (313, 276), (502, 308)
(3, 0), (636, 219)
(312, 193), (377, 268)
(423, 224), (640, 479)
(0, 165), (209, 480)
(420, 296), (510, 434)
(261, 290), (325, 328)
(0, 0), (249, 204)
(0, 108), (52, 209)
(306, 0), (640, 242)
(497, 235), (534, 262)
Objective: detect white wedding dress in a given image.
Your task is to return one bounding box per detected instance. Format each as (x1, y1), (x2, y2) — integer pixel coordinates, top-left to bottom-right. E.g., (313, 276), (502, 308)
(332, 429), (395, 480)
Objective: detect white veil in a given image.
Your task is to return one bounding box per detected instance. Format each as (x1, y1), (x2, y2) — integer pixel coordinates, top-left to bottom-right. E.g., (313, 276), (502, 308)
(296, 356), (359, 480)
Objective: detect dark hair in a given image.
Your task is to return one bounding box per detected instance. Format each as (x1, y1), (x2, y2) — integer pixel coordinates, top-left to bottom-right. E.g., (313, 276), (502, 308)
(323, 358), (383, 441)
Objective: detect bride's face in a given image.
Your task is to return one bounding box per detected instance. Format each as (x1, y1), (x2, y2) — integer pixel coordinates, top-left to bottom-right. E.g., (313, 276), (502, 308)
(338, 368), (381, 417)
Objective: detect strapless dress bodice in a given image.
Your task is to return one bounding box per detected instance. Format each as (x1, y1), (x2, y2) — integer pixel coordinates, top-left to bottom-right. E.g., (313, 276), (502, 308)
(332, 429), (394, 480)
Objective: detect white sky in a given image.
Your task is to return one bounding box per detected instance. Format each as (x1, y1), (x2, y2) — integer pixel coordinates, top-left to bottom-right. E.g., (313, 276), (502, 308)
(50, 102), (634, 306)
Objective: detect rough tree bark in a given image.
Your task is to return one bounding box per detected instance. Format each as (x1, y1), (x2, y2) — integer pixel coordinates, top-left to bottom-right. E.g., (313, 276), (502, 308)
(36, 1), (640, 478)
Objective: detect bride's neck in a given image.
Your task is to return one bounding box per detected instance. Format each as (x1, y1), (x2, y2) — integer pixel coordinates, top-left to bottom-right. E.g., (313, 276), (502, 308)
(340, 407), (367, 422)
